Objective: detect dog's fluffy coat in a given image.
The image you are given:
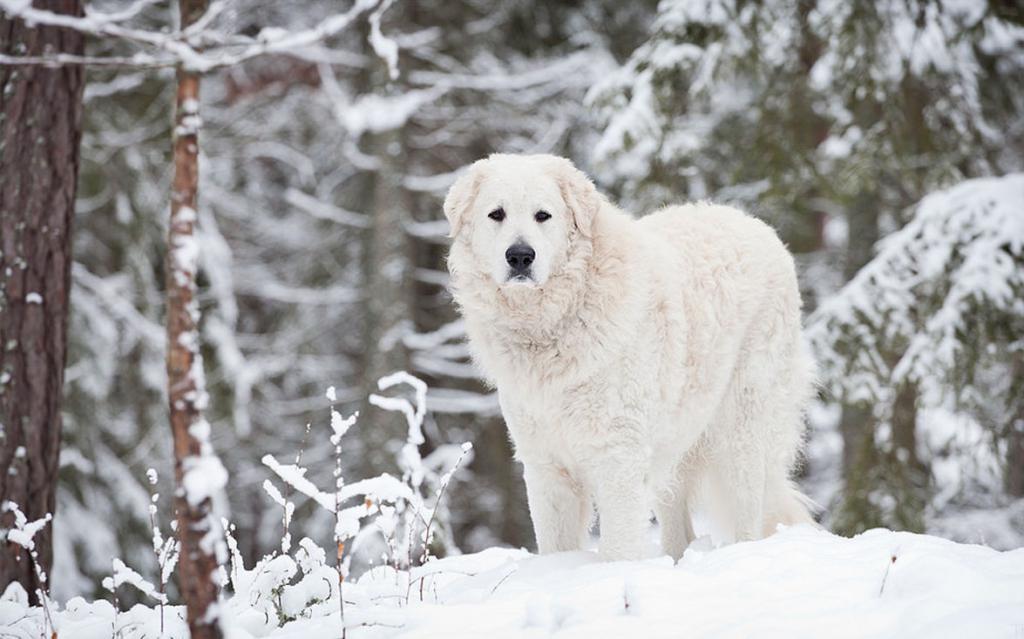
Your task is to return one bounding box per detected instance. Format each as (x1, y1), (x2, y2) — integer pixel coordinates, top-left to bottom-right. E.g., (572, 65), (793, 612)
(445, 154), (816, 560)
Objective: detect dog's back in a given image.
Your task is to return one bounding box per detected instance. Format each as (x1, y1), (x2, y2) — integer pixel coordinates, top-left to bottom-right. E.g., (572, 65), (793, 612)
(637, 202), (817, 541)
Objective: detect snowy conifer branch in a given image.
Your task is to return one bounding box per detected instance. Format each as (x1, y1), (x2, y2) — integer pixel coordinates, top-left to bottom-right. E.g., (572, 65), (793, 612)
(807, 174), (1024, 406)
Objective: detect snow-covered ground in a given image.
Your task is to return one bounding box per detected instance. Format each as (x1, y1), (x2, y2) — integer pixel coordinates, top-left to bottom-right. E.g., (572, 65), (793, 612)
(5, 526), (1023, 639)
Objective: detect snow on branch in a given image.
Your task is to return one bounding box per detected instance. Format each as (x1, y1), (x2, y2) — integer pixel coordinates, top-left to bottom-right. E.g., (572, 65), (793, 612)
(406, 49), (610, 92)
(338, 87), (447, 137)
(0, 0), (389, 72)
(260, 375), (472, 596)
(6, 377), (479, 636)
(2, 501), (51, 551)
(283, 189), (370, 229)
(261, 455), (416, 514)
(367, 0), (399, 80)
(103, 558), (169, 604)
(808, 173), (1024, 406)
(92, 0), (164, 24)
(0, 52), (173, 68)
(369, 371), (428, 449)
(2, 501), (56, 633)
(425, 388), (500, 415)
(403, 320), (466, 351)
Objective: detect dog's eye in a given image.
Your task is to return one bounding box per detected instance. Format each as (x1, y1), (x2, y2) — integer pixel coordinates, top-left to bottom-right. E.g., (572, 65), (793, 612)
(488, 208), (506, 222)
(535, 210), (551, 223)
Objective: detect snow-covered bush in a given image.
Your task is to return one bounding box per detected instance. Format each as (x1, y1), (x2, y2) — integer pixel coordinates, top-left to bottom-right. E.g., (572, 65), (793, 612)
(2, 373), (471, 637)
(2, 502), (57, 635)
(234, 372), (472, 633)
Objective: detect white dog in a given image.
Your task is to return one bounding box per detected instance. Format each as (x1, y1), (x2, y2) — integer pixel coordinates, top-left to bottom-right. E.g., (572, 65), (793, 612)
(445, 153), (817, 561)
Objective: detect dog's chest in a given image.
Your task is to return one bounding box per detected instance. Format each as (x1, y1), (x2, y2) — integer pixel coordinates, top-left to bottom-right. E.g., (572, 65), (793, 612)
(499, 382), (593, 466)
(497, 353), (655, 465)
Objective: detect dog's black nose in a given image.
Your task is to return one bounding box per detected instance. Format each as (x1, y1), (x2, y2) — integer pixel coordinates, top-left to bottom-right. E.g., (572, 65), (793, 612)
(505, 243), (535, 272)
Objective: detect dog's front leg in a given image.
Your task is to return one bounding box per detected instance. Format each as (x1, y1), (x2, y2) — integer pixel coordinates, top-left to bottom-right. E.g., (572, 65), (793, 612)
(595, 458), (648, 561)
(523, 462), (591, 553)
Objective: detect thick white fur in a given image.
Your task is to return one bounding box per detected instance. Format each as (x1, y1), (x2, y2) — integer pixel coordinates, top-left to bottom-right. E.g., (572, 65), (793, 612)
(445, 154), (817, 561)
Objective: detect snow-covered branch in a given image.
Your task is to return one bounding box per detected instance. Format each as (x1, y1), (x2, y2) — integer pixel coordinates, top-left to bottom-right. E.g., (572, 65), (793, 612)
(0, 0), (386, 72)
(407, 49), (609, 92)
(0, 52), (173, 67)
(808, 173), (1024, 407)
(283, 189), (370, 229)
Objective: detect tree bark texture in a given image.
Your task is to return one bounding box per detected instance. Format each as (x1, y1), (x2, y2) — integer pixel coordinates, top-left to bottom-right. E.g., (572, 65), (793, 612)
(1006, 352), (1024, 498)
(168, 1), (224, 637)
(360, 124), (413, 476)
(833, 188), (883, 536)
(838, 188), (881, 478)
(0, 0), (84, 602)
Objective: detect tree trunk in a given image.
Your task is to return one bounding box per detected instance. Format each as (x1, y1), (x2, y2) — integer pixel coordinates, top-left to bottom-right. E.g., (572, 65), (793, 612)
(1006, 353), (1024, 497)
(888, 379), (926, 532)
(360, 123), (413, 476)
(0, 0), (84, 602)
(833, 189), (882, 535)
(168, 1), (224, 637)
(838, 189), (880, 479)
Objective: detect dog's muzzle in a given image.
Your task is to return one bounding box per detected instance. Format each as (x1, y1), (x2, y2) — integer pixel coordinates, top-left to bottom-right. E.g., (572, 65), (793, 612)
(505, 242), (535, 279)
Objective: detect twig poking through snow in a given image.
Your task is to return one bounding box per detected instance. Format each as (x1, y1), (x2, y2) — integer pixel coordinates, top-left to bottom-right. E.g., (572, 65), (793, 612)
(419, 442), (473, 601)
(145, 468), (176, 634)
(879, 549), (900, 596)
(327, 388), (357, 639)
(488, 566), (518, 598)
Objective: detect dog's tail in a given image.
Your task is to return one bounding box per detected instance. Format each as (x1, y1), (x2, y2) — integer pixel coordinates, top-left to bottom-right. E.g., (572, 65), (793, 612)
(763, 479), (821, 537)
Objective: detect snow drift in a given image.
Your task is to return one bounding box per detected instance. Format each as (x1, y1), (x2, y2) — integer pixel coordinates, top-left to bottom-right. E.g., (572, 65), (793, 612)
(3, 525), (1022, 638)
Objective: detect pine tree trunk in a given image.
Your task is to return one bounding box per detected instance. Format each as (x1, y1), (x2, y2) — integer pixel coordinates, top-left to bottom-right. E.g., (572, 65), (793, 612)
(168, 1), (224, 637)
(838, 189), (880, 478)
(888, 380), (926, 532)
(0, 0), (84, 602)
(834, 189), (881, 535)
(1006, 353), (1024, 497)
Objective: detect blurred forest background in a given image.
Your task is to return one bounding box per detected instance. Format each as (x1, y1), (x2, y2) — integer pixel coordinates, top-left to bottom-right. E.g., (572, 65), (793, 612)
(2, 0), (1021, 601)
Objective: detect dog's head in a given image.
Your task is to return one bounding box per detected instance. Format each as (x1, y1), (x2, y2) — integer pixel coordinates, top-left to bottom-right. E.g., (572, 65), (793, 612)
(444, 154), (599, 288)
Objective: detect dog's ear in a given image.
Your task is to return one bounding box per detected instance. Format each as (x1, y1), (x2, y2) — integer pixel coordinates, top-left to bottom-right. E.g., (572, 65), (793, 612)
(443, 161), (485, 238)
(552, 157), (599, 239)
